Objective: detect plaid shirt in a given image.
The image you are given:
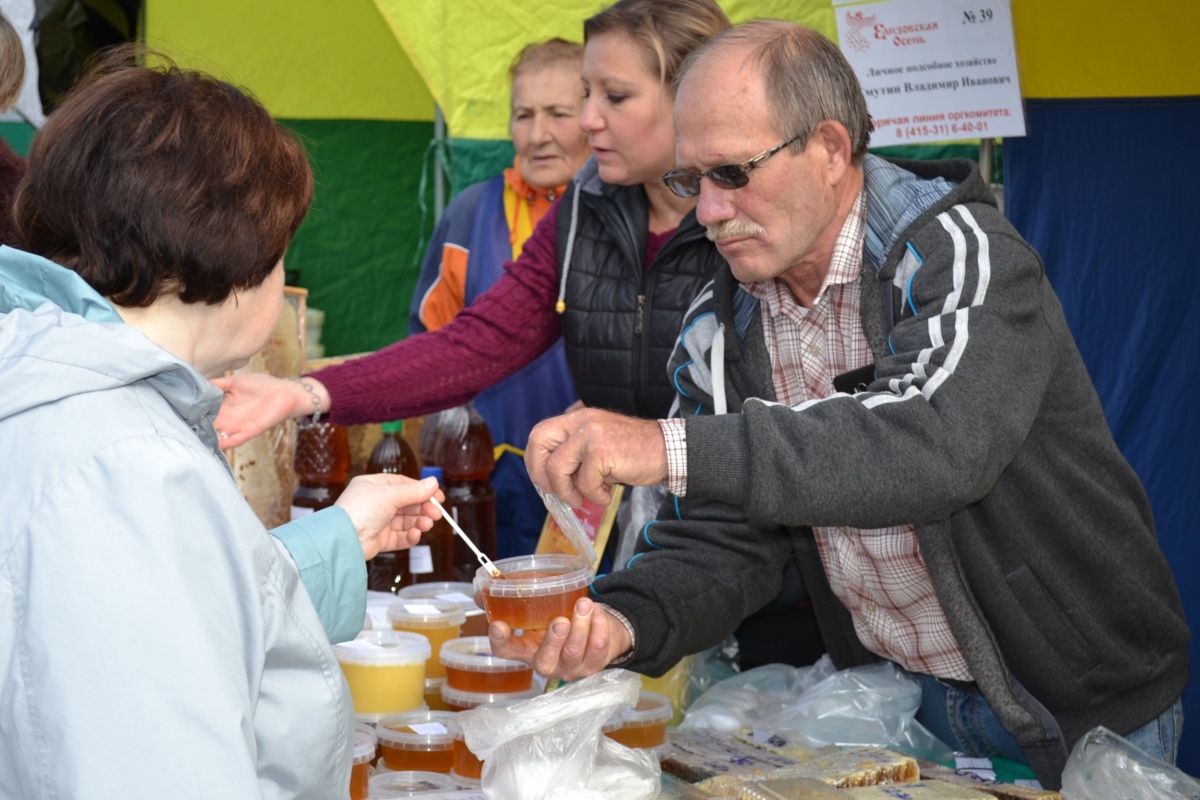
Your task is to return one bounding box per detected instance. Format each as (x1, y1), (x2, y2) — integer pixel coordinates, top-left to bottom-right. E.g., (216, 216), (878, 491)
(660, 193), (971, 680)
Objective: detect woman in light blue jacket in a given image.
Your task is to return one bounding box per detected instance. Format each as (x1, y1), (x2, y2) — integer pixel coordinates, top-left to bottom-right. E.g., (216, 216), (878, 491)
(0, 53), (442, 799)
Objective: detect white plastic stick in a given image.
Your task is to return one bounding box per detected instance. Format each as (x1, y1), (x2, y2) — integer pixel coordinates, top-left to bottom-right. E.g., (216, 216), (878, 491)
(431, 498), (502, 577)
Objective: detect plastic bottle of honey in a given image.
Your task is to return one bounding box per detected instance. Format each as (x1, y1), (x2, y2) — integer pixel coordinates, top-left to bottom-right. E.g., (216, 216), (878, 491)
(436, 404), (496, 582)
(291, 420), (350, 519)
(365, 421), (421, 592)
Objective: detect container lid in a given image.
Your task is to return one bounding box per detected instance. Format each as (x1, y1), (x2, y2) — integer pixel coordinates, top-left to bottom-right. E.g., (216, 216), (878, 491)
(355, 721), (378, 743)
(388, 598), (467, 629)
(617, 691), (673, 727)
(425, 677), (446, 693)
(440, 683), (542, 711)
(376, 710), (456, 748)
(332, 630), (431, 666)
(352, 728), (376, 764)
(449, 769), (482, 790)
(382, 420), (405, 434)
(398, 582), (483, 617)
(439, 636), (533, 673)
(474, 554), (593, 597)
(368, 770), (457, 798)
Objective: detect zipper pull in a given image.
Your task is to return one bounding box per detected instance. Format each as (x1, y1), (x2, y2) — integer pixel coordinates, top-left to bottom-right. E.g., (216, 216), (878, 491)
(634, 294), (646, 334)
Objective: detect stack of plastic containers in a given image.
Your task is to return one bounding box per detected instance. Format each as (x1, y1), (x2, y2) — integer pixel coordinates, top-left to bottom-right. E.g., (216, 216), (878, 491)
(397, 581), (488, 637)
(332, 630), (431, 723)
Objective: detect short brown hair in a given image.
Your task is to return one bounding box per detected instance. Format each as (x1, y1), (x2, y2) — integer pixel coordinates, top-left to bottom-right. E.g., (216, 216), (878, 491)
(0, 12), (24, 111)
(14, 48), (313, 306)
(678, 21), (874, 163)
(508, 38), (584, 83)
(584, 0), (729, 93)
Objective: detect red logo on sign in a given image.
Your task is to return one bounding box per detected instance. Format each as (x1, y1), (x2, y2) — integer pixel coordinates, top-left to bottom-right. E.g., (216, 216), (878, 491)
(844, 11), (877, 52)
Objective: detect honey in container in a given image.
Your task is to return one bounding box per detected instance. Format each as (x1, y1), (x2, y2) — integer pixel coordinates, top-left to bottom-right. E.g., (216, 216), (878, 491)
(424, 677), (449, 711)
(603, 690), (673, 750)
(440, 636), (534, 693)
(367, 769), (457, 798)
(440, 683), (542, 713)
(375, 709), (456, 773)
(474, 554), (593, 631)
(332, 630), (430, 722)
(387, 598), (465, 680)
(447, 717), (484, 781)
(349, 727), (376, 800)
(397, 580), (489, 637)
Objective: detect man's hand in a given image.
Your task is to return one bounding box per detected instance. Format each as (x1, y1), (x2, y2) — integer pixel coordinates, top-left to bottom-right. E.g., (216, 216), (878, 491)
(525, 408), (668, 506)
(211, 373), (328, 450)
(488, 597), (632, 681)
(334, 474), (443, 560)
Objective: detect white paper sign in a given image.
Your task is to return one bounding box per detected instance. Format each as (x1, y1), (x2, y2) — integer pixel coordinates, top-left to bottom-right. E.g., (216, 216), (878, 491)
(834, 0), (1025, 146)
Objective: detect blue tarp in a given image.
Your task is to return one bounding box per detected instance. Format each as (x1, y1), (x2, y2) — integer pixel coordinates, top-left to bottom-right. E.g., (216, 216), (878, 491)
(1005, 96), (1200, 775)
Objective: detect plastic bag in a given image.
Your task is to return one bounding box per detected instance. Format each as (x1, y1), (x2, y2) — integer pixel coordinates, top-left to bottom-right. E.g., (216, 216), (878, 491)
(1061, 726), (1200, 800)
(680, 655), (954, 763)
(455, 669), (660, 800)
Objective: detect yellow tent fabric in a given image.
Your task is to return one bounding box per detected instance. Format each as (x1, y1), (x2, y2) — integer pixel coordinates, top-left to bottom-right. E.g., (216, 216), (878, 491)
(145, 0), (434, 121)
(372, 0), (835, 142)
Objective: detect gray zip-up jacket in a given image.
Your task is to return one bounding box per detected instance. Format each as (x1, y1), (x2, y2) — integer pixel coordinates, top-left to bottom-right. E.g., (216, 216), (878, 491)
(590, 157), (1189, 787)
(0, 246), (364, 799)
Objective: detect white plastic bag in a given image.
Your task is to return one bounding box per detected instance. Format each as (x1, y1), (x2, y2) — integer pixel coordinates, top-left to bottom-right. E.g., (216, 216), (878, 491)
(1061, 726), (1199, 800)
(455, 669), (660, 800)
(680, 655), (954, 763)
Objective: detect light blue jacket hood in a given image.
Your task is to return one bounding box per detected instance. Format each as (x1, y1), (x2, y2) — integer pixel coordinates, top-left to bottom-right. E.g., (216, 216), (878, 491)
(0, 245), (224, 432)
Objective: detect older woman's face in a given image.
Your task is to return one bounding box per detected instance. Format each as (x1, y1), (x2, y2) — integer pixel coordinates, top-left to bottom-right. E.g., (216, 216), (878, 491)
(510, 62), (591, 191)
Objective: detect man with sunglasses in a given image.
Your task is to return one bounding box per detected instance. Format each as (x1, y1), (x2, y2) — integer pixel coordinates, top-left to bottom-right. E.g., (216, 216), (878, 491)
(492, 20), (1188, 789)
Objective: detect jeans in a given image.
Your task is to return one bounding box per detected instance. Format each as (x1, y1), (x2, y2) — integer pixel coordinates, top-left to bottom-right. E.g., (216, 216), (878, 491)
(913, 672), (1185, 765)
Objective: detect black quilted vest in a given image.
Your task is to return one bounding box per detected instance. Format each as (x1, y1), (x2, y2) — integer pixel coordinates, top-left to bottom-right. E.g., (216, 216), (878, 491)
(555, 175), (725, 419)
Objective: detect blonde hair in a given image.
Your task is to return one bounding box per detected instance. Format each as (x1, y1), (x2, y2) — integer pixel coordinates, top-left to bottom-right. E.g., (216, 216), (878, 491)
(0, 12), (25, 111)
(584, 0), (730, 93)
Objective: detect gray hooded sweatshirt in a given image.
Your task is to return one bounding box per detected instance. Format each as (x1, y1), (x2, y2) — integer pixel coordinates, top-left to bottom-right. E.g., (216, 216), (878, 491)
(0, 246), (364, 799)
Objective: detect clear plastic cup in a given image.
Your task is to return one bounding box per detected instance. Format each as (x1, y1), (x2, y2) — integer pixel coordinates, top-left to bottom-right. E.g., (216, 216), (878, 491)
(333, 630), (431, 721)
(368, 770), (457, 798)
(388, 598), (466, 680)
(439, 683), (542, 713)
(350, 727), (376, 800)
(376, 709), (457, 774)
(398, 581), (488, 637)
(450, 769), (482, 790)
(473, 554), (593, 631)
(603, 691), (673, 749)
(439, 636), (534, 694)
(425, 677), (449, 711)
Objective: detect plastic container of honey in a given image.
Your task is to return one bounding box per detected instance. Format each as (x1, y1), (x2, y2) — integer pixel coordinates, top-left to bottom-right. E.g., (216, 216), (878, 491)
(398, 581), (489, 637)
(603, 691), (673, 749)
(447, 717), (484, 782)
(368, 770), (457, 798)
(333, 630), (431, 722)
(349, 727), (376, 800)
(388, 598), (466, 680)
(439, 636), (534, 693)
(450, 769), (482, 790)
(425, 677), (449, 711)
(474, 554), (593, 631)
(375, 709), (457, 773)
(439, 683), (542, 713)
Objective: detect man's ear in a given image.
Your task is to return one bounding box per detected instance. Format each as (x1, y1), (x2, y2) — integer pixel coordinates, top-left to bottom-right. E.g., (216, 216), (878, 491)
(814, 119), (853, 185)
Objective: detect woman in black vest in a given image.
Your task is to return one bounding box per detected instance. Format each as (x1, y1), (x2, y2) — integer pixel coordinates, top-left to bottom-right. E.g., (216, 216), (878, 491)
(214, 0), (821, 670)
